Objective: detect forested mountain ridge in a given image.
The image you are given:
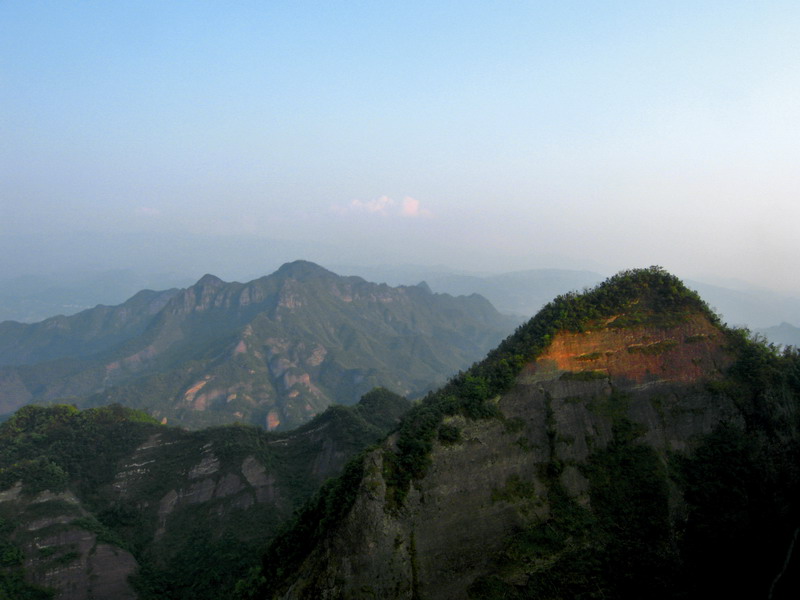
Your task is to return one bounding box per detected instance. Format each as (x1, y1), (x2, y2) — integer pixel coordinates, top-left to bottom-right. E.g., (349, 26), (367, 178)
(0, 261), (517, 430)
(250, 267), (800, 600)
(0, 388), (411, 599)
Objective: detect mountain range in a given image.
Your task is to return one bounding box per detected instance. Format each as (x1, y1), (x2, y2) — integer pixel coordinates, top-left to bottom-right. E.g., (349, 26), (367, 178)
(4, 263), (799, 345)
(0, 261), (517, 430)
(1, 266), (799, 600)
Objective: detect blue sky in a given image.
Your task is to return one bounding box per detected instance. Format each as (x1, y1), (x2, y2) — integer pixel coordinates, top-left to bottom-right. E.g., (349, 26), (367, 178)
(2, 1), (799, 292)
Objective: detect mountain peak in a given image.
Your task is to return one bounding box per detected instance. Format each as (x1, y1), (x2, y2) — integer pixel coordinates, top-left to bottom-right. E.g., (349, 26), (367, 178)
(195, 273), (224, 287)
(274, 260), (335, 280)
(482, 266), (723, 388)
(415, 281), (433, 294)
(535, 266), (717, 331)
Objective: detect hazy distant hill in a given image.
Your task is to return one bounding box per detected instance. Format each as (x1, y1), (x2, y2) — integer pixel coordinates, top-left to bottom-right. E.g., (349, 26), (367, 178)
(0, 289), (179, 366)
(757, 322), (800, 348)
(424, 268), (605, 317)
(341, 264), (800, 344)
(0, 270), (193, 324)
(687, 279), (800, 329)
(0, 261), (517, 429)
(332, 264), (605, 317)
(4, 262), (798, 346)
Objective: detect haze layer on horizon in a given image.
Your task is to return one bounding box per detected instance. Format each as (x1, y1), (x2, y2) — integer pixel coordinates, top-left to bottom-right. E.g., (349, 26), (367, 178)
(2, 2), (798, 294)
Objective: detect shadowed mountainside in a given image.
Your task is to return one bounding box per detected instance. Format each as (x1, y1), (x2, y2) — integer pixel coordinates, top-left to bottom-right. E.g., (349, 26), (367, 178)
(0, 388), (411, 600)
(250, 267), (800, 600)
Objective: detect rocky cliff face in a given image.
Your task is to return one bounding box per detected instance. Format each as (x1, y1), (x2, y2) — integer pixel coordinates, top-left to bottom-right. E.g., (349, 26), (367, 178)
(260, 268), (800, 600)
(0, 485), (138, 600)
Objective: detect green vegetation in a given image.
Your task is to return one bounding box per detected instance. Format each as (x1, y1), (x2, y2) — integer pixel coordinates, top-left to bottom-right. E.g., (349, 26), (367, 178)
(252, 267), (800, 598)
(0, 404), (159, 497)
(251, 457), (366, 600)
(625, 339), (678, 355)
(470, 418), (676, 600)
(254, 267), (729, 596)
(491, 474), (537, 504)
(0, 572), (53, 600)
(380, 267), (716, 507)
(437, 422), (461, 445)
(0, 388), (410, 600)
(559, 369), (607, 381)
(0, 518), (53, 600)
(683, 333), (709, 343)
(0, 404), (161, 597)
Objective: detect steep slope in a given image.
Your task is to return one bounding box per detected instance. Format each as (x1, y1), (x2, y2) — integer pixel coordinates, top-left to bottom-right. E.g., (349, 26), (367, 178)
(253, 267), (800, 600)
(0, 261), (517, 430)
(0, 389), (410, 600)
(0, 289), (179, 366)
(0, 269), (192, 324)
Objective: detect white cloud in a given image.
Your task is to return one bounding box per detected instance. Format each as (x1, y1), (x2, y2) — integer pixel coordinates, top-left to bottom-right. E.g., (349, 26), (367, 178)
(400, 196), (432, 218)
(333, 196), (432, 218)
(351, 195), (394, 214)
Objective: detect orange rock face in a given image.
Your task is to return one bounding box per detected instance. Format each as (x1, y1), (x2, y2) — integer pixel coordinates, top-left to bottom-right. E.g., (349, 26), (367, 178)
(524, 314), (732, 385)
(182, 376), (211, 408)
(266, 409), (281, 431)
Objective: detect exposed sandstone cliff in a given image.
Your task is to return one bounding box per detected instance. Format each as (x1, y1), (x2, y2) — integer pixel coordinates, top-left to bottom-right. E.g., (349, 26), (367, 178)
(0, 486), (137, 600)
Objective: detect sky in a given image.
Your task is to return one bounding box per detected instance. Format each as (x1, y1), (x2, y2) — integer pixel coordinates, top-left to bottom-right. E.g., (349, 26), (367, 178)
(2, 1), (799, 293)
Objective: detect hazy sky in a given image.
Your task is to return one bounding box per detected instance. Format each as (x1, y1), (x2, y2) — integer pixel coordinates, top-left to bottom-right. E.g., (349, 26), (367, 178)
(2, 2), (799, 292)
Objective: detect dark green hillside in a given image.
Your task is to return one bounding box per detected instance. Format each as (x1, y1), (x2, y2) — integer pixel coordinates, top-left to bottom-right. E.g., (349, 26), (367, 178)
(0, 404), (160, 600)
(251, 267), (800, 600)
(0, 261), (516, 431)
(0, 389), (410, 599)
(0, 404), (159, 496)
